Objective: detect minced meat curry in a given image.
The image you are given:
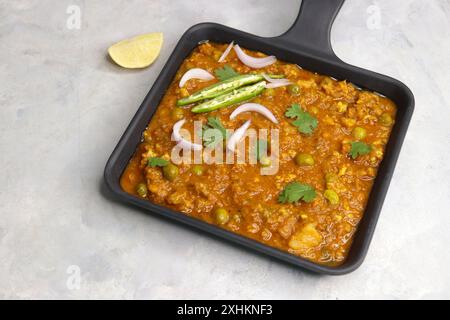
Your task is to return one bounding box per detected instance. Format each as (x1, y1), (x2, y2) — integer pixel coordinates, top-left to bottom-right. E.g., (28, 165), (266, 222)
(120, 42), (396, 265)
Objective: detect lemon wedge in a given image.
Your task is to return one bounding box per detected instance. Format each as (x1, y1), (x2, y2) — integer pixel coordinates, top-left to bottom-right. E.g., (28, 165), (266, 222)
(108, 32), (163, 69)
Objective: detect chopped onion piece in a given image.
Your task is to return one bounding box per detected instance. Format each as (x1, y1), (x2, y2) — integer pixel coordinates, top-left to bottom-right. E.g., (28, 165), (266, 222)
(227, 120), (251, 152)
(230, 103), (278, 124)
(218, 41), (234, 62)
(265, 82), (292, 89)
(176, 139), (202, 151)
(262, 74), (292, 88)
(172, 119), (203, 150)
(233, 44), (276, 68)
(262, 74), (290, 84)
(179, 68), (214, 88)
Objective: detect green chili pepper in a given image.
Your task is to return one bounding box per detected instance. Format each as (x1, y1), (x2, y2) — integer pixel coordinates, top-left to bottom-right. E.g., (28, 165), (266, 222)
(265, 74), (285, 79)
(177, 74), (283, 106)
(177, 74), (262, 106)
(191, 81), (266, 113)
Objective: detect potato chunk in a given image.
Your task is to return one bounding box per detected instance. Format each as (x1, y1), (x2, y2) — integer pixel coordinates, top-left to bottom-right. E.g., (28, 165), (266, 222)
(288, 223), (323, 250)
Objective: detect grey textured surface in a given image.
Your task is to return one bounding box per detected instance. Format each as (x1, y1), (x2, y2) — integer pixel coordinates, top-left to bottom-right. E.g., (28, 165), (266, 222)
(1, 0), (449, 299)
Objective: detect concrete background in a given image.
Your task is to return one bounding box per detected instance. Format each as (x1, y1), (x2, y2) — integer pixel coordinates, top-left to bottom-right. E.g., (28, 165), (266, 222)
(1, 0), (449, 299)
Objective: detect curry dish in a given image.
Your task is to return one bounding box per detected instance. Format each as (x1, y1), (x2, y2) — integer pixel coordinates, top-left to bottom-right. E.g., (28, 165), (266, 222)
(120, 42), (396, 265)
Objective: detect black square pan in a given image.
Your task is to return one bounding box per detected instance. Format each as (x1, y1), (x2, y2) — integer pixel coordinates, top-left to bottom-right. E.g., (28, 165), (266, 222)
(104, 0), (414, 275)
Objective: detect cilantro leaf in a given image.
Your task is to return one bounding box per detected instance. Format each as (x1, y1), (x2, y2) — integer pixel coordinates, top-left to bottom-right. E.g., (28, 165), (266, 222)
(285, 104), (318, 135)
(202, 128), (219, 148)
(278, 182), (316, 204)
(349, 141), (372, 159)
(214, 65), (240, 81)
(147, 157), (169, 167)
(285, 103), (303, 118)
(255, 139), (268, 161)
(207, 117), (227, 137)
(202, 117), (229, 148)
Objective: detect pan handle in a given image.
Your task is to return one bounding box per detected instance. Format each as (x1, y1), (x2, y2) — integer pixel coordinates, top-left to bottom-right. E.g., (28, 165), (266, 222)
(273, 0), (345, 61)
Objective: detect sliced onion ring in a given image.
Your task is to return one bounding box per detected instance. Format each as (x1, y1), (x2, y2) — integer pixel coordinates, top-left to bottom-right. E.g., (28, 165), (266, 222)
(262, 74), (291, 84)
(218, 41), (234, 62)
(233, 44), (276, 68)
(172, 119), (203, 151)
(265, 82), (292, 89)
(230, 103), (278, 124)
(227, 120), (251, 152)
(179, 68), (214, 88)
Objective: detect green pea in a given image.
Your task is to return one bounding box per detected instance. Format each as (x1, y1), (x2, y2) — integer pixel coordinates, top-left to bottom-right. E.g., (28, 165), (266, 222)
(142, 131), (152, 143)
(192, 165), (204, 176)
(215, 208), (229, 225)
(379, 113), (393, 126)
(288, 84), (300, 95)
(352, 126), (367, 140)
(295, 153), (315, 166)
(324, 189), (339, 205)
(162, 163), (179, 181)
(310, 106), (319, 115)
(259, 156), (272, 167)
(171, 107), (184, 121)
(136, 183), (147, 198)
